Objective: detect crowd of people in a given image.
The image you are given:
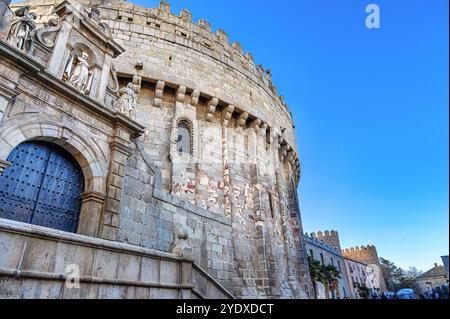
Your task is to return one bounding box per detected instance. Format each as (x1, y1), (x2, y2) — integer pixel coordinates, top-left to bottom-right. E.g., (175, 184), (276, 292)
(377, 284), (449, 299)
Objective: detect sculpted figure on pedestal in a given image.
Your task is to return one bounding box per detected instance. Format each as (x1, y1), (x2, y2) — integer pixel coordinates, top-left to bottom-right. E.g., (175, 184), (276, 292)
(114, 82), (137, 119)
(64, 51), (93, 94)
(6, 6), (37, 52)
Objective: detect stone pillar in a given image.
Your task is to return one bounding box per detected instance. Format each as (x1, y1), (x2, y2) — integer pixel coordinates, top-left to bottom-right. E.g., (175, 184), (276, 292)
(0, 84), (18, 121)
(248, 119), (262, 220)
(47, 20), (73, 77)
(77, 191), (106, 236)
(221, 105), (234, 218)
(153, 80), (165, 107)
(247, 119), (260, 164)
(96, 55), (112, 103)
(98, 124), (133, 240)
(275, 166), (295, 279)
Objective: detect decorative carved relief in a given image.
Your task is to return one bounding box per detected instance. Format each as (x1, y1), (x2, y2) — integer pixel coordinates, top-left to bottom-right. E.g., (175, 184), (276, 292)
(250, 118), (262, 133)
(35, 17), (61, 48)
(190, 89), (199, 106)
(107, 64), (119, 93)
(205, 97), (218, 122)
(114, 82), (137, 119)
(153, 80), (165, 107)
(176, 85), (186, 103)
(237, 112), (249, 128)
(222, 104), (234, 125)
(6, 6), (37, 52)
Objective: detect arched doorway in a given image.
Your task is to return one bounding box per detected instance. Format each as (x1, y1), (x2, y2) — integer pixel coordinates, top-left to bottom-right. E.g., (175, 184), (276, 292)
(0, 140), (84, 232)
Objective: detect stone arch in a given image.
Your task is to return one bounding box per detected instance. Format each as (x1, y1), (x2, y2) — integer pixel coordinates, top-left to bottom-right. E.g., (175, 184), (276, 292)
(62, 41), (103, 98)
(67, 41), (100, 67)
(172, 112), (199, 161)
(0, 115), (108, 236)
(0, 140), (85, 233)
(176, 117), (194, 155)
(0, 117), (107, 194)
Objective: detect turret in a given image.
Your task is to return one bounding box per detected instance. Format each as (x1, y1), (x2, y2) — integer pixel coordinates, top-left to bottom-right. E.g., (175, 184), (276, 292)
(315, 229), (341, 250)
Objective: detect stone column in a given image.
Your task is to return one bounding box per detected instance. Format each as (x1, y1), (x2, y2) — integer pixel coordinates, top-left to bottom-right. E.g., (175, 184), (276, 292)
(46, 20), (73, 77)
(98, 124), (133, 240)
(275, 165), (295, 280)
(221, 105), (234, 218)
(77, 191), (106, 236)
(248, 119), (262, 221)
(96, 54), (112, 103)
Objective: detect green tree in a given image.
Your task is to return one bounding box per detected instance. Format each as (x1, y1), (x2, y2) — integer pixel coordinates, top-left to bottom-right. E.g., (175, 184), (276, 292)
(380, 257), (404, 291)
(380, 258), (423, 292)
(322, 264), (341, 299)
(308, 256), (341, 299)
(308, 256), (326, 299)
(358, 285), (371, 299)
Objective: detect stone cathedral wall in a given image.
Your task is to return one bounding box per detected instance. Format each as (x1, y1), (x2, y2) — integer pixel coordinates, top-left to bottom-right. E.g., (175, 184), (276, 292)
(0, 0), (312, 298)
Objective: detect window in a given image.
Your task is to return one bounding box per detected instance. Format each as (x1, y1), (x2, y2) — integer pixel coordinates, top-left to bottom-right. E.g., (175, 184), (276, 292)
(337, 260), (341, 272)
(320, 253), (324, 265)
(176, 120), (192, 154)
(309, 249), (314, 259)
(330, 257), (334, 266)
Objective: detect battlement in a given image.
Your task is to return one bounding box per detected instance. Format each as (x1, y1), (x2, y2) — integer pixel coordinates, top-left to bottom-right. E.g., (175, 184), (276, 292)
(303, 232), (342, 256)
(342, 245), (380, 265)
(10, 0), (289, 115)
(103, 1), (286, 105)
(306, 230), (341, 250)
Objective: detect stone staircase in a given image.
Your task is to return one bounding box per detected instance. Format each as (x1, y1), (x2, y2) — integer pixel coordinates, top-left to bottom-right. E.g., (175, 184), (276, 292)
(0, 218), (234, 299)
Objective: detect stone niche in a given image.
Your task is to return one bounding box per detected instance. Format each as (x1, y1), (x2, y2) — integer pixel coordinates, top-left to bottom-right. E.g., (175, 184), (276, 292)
(2, 1), (124, 108)
(0, 1), (146, 241)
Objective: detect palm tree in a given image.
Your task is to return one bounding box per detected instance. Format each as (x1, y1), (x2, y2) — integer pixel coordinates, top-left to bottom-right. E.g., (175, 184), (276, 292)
(308, 256), (326, 299)
(357, 284), (371, 299)
(322, 264), (341, 299)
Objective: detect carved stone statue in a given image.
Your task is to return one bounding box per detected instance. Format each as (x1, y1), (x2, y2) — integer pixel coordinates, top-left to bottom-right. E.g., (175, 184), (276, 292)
(35, 17), (61, 48)
(114, 82), (137, 118)
(64, 51), (93, 94)
(6, 6), (37, 52)
(172, 222), (192, 258)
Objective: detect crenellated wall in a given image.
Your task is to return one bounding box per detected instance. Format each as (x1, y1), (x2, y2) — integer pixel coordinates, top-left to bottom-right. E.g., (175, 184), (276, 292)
(342, 245), (387, 292)
(342, 245), (380, 266)
(303, 233), (351, 299)
(308, 230), (342, 251)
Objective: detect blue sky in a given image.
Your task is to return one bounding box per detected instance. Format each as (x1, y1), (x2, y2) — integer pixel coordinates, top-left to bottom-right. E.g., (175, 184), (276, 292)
(131, 0), (449, 271)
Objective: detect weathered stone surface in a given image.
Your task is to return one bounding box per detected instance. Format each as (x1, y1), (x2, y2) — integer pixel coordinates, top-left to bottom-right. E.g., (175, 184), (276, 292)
(0, 0), (312, 299)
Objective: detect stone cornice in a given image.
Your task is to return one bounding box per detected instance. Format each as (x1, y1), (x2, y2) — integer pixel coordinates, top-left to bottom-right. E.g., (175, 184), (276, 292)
(54, 1), (125, 57)
(0, 40), (145, 138)
(0, 82), (19, 100)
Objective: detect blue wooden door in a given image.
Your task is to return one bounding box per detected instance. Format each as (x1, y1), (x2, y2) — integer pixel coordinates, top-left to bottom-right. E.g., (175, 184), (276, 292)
(0, 141), (84, 232)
